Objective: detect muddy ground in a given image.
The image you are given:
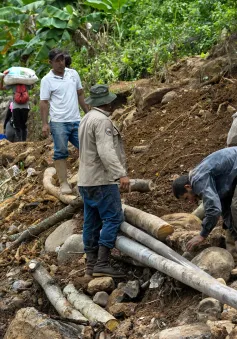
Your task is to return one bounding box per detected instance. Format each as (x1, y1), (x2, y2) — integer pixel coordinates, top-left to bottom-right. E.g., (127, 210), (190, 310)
(0, 54), (237, 338)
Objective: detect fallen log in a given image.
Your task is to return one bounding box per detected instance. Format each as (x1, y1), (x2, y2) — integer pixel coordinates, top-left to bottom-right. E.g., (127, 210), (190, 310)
(43, 167), (79, 205)
(116, 235), (237, 309)
(64, 284), (118, 332)
(128, 179), (155, 193)
(120, 221), (212, 279)
(6, 203), (80, 248)
(29, 260), (87, 322)
(122, 204), (173, 241)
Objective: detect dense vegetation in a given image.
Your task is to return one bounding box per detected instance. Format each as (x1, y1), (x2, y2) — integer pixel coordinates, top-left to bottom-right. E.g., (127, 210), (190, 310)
(0, 0), (237, 88)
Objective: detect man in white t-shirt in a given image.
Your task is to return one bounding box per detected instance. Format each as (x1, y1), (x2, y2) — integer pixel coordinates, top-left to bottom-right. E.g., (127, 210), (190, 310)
(40, 49), (88, 194)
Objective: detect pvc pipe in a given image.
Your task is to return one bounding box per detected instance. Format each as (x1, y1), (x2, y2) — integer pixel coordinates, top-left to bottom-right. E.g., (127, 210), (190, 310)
(116, 236), (237, 309)
(120, 222), (213, 279)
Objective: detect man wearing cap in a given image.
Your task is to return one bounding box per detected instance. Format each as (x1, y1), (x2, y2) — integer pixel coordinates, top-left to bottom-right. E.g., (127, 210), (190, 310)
(78, 84), (130, 278)
(40, 48), (88, 194)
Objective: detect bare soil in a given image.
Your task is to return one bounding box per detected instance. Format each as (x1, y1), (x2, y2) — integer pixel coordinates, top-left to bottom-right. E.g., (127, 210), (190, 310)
(1, 57), (237, 337)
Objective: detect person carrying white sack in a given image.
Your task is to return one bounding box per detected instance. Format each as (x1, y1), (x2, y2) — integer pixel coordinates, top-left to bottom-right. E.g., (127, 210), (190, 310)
(0, 77), (32, 142)
(227, 112), (237, 147)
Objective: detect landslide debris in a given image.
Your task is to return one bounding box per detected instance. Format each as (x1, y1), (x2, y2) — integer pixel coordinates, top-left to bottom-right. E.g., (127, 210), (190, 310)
(1, 50), (237, 338)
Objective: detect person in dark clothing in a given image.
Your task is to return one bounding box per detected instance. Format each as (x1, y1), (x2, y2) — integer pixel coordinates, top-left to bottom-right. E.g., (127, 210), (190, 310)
(3, 101), (16, 142)
(0, 78), (31, 142)
(172, 147), (237, 256)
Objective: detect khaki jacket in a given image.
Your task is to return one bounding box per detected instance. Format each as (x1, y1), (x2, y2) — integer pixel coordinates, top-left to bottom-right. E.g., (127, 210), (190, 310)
(78, 108), (127, 186)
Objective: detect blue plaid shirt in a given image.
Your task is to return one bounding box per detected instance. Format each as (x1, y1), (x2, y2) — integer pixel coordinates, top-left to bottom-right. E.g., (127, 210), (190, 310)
(190, 147), (237, 238)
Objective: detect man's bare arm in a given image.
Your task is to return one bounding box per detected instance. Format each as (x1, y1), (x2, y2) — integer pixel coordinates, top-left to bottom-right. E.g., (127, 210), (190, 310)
(77, 89), (89, 113)
(40, 100), (50, 137)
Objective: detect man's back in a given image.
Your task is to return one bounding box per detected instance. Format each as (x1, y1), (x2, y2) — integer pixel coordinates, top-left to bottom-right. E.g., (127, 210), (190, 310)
(190, 147), (237, 199)
(78, 108), (126, 187)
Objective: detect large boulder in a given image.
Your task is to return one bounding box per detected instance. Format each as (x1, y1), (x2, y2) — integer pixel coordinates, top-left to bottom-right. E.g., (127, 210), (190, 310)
(134, 86), (176, 115)
(57, 234), (83, 264)
(157, 323), (211, 339)
(4, 307), (86, 339)
(161, 91), (177, 104)
(191, 247), (235, 281)
(193, 57), (227, 82)
(161, 213), (201, 231)
(45, 219), (78, 252)
(197, 297), (223, 322)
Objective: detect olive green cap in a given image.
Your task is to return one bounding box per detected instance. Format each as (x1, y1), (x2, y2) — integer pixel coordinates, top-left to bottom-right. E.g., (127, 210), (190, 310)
(85, 84), (117, 106)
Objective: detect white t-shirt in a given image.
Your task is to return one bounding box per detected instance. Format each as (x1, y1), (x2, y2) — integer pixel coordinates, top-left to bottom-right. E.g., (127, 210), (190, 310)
(40, 68), (82, 122)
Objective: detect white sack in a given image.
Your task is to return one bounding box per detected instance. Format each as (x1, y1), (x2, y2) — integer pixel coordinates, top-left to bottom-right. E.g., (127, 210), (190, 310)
(227, 112), (237, 147)
(4, 67), (38, 85)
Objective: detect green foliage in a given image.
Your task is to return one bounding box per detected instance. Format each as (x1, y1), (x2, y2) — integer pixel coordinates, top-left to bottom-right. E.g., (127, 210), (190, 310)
(0, 0), (237, 84)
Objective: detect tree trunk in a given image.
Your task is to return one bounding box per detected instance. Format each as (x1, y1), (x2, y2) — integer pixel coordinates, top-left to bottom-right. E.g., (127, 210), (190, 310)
(29, 260), (87, 322)
(128, 179), (155, 193)
(116, 236), (237, 310)
(122, 204), (173, 241)
(7, 203), (80, 247)
(63, 284), (118, 332)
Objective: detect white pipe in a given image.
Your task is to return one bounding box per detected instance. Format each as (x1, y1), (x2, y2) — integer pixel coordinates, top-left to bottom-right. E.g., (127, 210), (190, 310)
(120, 222), (212, 279)
(115, 236), (237, 309)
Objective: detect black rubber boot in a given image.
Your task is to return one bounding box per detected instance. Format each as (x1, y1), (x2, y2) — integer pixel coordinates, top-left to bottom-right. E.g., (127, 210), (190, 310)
(93, 246), (125, 278)
(85, 251), (98, 278)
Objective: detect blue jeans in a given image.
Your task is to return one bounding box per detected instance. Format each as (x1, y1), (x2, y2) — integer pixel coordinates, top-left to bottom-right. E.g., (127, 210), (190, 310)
(50, 121), (80, 160)
(79, 185), (124, 252)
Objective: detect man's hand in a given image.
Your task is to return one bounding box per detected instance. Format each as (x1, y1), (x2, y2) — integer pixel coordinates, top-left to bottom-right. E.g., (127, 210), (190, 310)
(120, 176), (130, 191)
(42, 123), (50, 138)
(186, 235), (205, 251)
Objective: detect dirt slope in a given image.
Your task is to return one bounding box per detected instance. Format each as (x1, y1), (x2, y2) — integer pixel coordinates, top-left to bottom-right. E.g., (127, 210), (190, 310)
(0, 53), (237, 337)
(123, 81), (237, 216)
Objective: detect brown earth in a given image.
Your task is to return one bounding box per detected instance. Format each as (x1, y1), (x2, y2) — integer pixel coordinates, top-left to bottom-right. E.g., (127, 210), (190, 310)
(123, 81), (237, 216)
(0, 54), (237, 338)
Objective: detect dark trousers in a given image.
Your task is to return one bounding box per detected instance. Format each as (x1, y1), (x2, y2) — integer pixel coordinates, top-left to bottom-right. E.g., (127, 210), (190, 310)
(5, 121), (16, 142)
(79, 185), (124, 253)
(222, 185), (237, 240)
(12, 108), (29, 142)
